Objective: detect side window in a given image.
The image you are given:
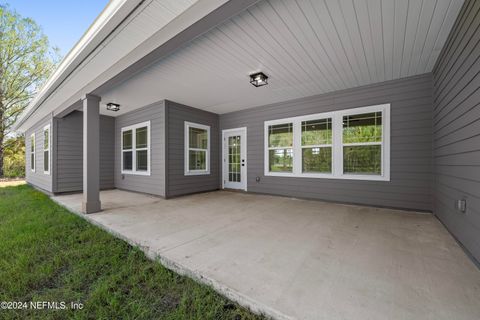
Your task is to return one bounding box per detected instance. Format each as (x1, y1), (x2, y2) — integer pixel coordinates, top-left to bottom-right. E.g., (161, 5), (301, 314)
(121, 121), (150, 175)
(43, 125), (50, 174)
(30, 133), (36, 172)
(185, 122), (210, 175)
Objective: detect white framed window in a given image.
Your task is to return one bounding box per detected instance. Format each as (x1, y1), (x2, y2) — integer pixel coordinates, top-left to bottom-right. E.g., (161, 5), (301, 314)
(43, 124), (51, 174)
(30, 133), (36, 172)
(184, 121), (210, 175)
(121, 121), (151, 175)
(264, 104), (390, 181)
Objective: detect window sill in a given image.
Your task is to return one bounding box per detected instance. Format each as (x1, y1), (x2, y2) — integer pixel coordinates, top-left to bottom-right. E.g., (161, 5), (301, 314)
(121, 171), (151, 176)
(264, 172), (390, 181)
(184, 171), (210, 176)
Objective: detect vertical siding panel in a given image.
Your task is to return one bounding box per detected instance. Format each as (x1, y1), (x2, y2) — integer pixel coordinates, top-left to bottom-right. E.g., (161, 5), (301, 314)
(433, 0), (480, 262)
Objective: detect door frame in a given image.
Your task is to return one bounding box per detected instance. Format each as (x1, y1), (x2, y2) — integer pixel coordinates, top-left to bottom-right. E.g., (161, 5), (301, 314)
(222, 127), (247, 191)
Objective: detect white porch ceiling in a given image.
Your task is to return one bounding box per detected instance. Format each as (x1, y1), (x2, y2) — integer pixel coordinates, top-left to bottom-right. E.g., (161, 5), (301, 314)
(98, 0), (464, 116)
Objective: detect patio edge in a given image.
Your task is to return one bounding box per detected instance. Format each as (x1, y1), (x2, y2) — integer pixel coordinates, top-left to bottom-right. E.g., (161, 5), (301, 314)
(50, 196), (293, 320)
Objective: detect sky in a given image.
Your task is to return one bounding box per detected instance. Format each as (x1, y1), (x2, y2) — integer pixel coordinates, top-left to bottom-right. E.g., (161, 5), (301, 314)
(7, 0), (110, 56)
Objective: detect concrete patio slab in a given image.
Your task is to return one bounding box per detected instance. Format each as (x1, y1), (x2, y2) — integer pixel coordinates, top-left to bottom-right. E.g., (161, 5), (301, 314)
(52, 190), (480, 320)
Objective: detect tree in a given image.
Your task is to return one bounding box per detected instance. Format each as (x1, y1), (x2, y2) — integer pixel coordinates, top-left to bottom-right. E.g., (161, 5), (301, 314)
(0, 4), (59, 177)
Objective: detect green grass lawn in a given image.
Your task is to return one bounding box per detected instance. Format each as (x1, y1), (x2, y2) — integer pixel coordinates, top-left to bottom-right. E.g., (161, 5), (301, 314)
(0, 185), (265, 320)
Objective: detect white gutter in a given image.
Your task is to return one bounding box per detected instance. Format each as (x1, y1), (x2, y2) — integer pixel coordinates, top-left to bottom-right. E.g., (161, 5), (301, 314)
(13, 0), (142, 131)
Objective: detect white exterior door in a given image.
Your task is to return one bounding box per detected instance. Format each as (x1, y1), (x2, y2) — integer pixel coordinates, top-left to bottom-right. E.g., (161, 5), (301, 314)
(223, 128), (247, 190)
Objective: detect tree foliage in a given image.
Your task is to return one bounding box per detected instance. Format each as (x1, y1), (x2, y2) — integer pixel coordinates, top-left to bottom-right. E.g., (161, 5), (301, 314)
(2, 135), (24, 177)
(0, 3), (59, 177)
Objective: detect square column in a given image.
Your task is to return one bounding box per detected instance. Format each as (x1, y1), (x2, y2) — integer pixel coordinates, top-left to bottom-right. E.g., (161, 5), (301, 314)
(82, 94), (101, 213)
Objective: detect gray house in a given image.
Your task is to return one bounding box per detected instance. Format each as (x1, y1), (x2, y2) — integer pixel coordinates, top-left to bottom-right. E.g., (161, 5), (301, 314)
(14, 0), (480, 304)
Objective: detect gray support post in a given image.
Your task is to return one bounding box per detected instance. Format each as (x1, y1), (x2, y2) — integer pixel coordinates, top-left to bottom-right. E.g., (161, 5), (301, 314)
(82, 94), (101, 213)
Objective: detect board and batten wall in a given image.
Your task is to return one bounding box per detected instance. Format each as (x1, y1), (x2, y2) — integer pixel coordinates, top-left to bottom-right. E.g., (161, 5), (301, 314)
(220, 74), (433, 211)
(432, 0), (480, 263)
(114, 101), (166, 196)
(165, 100), (220, 198)
(25, 114), (53, 193)
(55, 111), (115, 193)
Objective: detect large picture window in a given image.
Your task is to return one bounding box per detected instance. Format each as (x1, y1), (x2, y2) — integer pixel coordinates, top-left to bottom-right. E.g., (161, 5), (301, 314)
(30, 133), (35, 172)
(121, 121), (150, 175)
(264, 104), (390, 181)
(43, 124), (50, 174)
(185, 122), (210, 175)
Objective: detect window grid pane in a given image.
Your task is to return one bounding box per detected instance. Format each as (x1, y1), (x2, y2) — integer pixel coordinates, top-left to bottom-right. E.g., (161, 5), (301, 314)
(343, 112), (382, 144)
(343, 145), (381, 175)
(136, 127), (148, 149)
(44, 129), (49, 149)
(269, 149), (293, 172)
(123, 151), (133, 171)
(122, 130), (132, 149)
(44, 151), (49, 172)
(189, 127), (208, 149)
(302, 147), (332, 173)
(301, 118), (332, 146)
(136, 150), (148, 171)
(189, 150), (206, 170)
(269, 123), (293, 147)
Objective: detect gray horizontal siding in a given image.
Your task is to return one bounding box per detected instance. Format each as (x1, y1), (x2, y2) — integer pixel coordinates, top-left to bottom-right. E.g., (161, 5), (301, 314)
(55, 111), (115, 193)
(432, 0), (480, 262)
(165, 100), (219, 198)
(114, 102), (165, 196)
(25, 114), (53, 192)
(220, 74), (433, 211)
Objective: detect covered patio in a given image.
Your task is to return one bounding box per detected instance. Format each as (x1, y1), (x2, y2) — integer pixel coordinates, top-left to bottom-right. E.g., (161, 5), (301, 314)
(52, 189), (480, 320)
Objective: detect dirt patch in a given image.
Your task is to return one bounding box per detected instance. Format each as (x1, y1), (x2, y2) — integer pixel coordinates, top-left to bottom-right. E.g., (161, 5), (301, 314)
(0, 179), (26, 187)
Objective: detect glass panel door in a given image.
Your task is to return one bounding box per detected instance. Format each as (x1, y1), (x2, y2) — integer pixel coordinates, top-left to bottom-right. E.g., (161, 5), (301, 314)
(223, 128), (246, 190)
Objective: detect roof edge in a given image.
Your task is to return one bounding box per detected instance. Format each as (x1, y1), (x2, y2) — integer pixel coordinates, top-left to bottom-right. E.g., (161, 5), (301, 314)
(14, 0), (143, 132)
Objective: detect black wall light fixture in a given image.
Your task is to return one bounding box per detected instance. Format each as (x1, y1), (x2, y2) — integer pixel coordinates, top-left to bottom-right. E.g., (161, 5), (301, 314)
(250, 72), (268, 87)
(106, 102), (120, 112)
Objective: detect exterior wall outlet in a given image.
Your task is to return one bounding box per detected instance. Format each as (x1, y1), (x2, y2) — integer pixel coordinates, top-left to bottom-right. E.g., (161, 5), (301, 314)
(455, 199), (466, 213)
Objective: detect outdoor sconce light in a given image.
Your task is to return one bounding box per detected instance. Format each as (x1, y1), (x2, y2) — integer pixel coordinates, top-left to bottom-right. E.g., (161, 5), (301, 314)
(106, 102), (120, 112)
(250, 72), (268, 87)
